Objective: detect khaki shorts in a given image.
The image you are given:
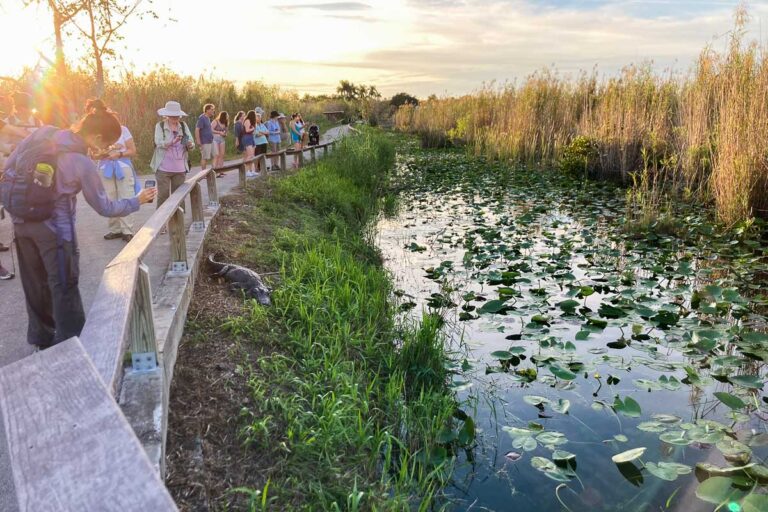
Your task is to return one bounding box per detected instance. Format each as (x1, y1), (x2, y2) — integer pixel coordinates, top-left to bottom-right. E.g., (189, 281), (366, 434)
(200, 143), (218, 160)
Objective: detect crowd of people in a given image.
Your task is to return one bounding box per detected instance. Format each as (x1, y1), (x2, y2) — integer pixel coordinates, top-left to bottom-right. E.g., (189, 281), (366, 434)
(0, 93), (317, 351)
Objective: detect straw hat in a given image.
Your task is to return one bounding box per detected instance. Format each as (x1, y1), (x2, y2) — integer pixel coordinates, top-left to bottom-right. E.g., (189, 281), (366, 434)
(157, 101), (187, 117)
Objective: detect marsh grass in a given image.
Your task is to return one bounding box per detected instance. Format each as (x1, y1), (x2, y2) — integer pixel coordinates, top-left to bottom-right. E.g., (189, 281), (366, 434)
(395, 8), (767, 225)
(214, 130), (459, 510)
(3, 67), (341, 169)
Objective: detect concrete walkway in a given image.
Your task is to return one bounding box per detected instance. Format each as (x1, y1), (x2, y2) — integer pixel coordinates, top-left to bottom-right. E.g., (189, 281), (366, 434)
(0, 125), (349, 510)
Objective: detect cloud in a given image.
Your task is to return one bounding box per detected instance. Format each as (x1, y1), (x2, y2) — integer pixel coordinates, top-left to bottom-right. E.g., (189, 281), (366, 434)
(277, 2), (372, 11)
(339, 0), (767, 96)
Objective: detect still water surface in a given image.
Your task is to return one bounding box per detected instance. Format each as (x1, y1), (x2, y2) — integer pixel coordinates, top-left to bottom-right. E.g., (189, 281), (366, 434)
(376, 148), (768, 511)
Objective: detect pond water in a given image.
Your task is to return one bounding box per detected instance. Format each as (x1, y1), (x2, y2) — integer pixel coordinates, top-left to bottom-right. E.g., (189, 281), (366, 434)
(376, 145), (768, 512)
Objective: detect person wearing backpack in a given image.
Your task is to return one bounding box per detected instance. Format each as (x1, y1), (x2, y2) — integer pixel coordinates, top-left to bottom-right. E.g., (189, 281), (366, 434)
(0, 101), (157, 349)
(150, 101), (195, 209)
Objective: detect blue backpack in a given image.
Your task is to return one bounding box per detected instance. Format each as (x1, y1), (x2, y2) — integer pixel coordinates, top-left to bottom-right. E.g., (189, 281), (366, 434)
(0, 126), (62, 222)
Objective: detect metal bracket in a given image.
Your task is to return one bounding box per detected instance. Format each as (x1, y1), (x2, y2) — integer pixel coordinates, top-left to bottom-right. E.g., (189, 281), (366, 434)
(169, 261), (189, 274)
(132, 351), (158, 372)
(208, 201), (219, 208)
(191, 221), (205, 232)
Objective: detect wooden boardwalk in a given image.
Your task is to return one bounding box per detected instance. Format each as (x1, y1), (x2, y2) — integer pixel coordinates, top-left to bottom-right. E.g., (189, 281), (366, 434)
(0, 126), (349, 510)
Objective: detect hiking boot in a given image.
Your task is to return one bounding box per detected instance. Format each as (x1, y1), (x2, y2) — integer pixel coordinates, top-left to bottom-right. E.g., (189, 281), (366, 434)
(0, 243), (9, 252)
(104, 232), (123, 240)
(0, 264), (14, 280)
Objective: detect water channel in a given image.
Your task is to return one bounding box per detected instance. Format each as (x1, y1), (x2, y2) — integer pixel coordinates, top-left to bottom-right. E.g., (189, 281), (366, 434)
(376, 145), (768, 512)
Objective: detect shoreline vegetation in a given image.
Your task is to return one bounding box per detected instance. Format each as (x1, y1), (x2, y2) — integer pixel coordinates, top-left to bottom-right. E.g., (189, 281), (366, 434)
(394, 10), (767, 226)
(168, 130), (466, 511)
(2, 68), (352, 168)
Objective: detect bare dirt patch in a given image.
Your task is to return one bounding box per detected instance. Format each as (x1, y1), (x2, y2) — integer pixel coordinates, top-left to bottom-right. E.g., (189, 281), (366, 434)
(165, 187), (278, 511)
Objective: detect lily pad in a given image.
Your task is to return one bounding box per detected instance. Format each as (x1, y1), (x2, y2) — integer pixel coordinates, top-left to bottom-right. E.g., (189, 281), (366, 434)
(611, 447), (646, 463)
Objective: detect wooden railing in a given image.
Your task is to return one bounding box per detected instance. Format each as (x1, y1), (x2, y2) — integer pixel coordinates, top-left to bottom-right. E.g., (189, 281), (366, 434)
(214, 140), (338, 188)
(0, 135), (345, 511)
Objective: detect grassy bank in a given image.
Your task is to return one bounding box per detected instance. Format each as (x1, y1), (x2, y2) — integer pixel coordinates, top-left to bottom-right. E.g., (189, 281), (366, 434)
(394, 9), (767, 225)
(167, 130), (465, 511)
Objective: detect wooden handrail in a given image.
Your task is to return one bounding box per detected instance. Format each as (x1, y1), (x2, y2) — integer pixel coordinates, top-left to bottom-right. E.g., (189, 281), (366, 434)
(81, 167), (217, 394)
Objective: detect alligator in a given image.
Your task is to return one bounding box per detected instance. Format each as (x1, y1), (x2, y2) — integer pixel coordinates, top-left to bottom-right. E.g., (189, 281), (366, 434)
(208, 254), (271, 305)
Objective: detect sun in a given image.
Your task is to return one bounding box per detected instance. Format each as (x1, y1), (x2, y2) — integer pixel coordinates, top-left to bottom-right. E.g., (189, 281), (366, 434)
(0, 4), (52, 77)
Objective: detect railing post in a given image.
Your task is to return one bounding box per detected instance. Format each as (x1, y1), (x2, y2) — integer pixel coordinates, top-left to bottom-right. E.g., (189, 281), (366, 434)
(323, 145), (329, 157)
(168, 207), (188, 274)
(310, 146), (317, 163)
(298, 150), (304, 168)
(280, 151), (286, 170)
(206, 169), (219, 207)
(190, 182), (205, 232)
(239, 163), (246, 188)
(130, 263), (158, 371)
(259, 154), (266, 173)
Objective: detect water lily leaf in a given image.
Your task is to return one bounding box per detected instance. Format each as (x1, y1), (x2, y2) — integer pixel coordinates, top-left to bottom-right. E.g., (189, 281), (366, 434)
(549, 365), (577, 381)
(612, 447), (646, 463)
(743, 494), (768, 512)
(614, 434), (628, 443)
(523, 395), (551, 407)
(599, 304), (627, 319)
(659, 430), (690, 446)
(503, 426), (532, 438)
(558, 299), (580, 314)
(645, 462), (678, 481)
(714, 392), (747, 410)
(634, 379), (662, 392)
(536, 431), (568, 447)
(695, 477), (745, 505)
(490, 350), (513, 360)
(716, 438), (751, 464)
(614, 396), (642, 418)
(729, 374), (764, 389)
(531, 456), (574, 482)
(651, 414), (681, 424)
(575, 330), (591, 341)
(637, 421), (667, 433)
(478, 299), (509, 314)
(651, 310), (680, 328)
(552, 398), (571, 414)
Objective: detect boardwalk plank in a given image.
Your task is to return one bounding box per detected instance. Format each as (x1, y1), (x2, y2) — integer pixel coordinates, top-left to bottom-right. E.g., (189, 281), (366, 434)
(0, 337), (177, 512)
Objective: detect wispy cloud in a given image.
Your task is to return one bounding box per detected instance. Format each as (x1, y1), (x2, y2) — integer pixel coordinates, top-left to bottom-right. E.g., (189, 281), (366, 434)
(277, 2), (372, 12)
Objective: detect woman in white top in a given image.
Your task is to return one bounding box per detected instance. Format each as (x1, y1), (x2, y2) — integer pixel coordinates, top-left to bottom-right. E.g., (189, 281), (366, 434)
(90, 99), (139, 242)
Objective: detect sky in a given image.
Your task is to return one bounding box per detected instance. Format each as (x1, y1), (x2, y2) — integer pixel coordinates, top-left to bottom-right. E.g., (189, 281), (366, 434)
(0, 0), (767, 98)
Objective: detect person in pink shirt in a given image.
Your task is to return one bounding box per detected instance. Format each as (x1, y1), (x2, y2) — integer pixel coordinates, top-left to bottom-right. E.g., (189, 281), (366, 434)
(150, 101), (195, 209)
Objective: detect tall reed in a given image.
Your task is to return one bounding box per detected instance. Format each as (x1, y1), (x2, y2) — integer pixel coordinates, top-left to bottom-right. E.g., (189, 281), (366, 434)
(3, 67), (340, 168)
(395, 9), (767, 224)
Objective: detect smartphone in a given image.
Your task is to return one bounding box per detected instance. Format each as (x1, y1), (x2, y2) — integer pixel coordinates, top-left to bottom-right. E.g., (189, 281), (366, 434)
(145, 179), (156, 188)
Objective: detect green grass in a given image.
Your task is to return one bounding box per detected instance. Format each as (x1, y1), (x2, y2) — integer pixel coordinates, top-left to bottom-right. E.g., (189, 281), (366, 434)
(215, 130), (462, 511)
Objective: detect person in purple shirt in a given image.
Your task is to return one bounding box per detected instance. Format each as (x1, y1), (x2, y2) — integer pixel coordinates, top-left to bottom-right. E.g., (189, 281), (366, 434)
(3, 101), (157, 349)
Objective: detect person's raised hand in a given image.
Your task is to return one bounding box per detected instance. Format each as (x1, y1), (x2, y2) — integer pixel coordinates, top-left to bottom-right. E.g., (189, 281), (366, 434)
(137, 187), (157, 205)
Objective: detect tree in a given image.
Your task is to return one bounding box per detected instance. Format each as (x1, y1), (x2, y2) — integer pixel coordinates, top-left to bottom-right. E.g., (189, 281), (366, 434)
(20, 0), (82, 78)
(336, 80), (381, 102)
(71, 0), (157, 96)
(336, 80), (358, 101)
(390, 92), (419, 108)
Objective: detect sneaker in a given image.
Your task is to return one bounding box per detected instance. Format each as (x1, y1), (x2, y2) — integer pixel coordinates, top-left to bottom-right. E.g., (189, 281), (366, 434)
(0, 264), (14, 280)
(122, 234), (133, 242)
(103, 232), (123, 240)
(0, 243), (9, 252)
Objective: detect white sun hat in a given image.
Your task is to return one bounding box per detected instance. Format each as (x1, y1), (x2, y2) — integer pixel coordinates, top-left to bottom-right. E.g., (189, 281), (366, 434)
(157, 101), (187, 117)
